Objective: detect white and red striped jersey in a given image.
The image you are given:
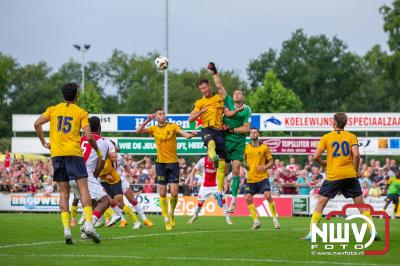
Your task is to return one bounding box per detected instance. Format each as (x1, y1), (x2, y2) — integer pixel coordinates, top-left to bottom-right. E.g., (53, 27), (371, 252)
(80, 133), (108, 176)
(195, 157), (217, 187)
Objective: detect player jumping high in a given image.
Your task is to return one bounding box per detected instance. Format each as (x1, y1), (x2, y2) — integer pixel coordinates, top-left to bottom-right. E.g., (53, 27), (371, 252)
(209, 62), (251, 212)
(189, 62), (226, 207)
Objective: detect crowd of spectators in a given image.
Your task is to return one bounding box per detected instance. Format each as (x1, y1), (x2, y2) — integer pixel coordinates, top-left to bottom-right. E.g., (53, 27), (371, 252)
(0, 150), (398, 198)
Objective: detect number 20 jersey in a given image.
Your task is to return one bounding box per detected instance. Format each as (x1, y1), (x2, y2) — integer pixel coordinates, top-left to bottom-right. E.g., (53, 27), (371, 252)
(317, 130), (358, 181)
(42, 103), (89, 157)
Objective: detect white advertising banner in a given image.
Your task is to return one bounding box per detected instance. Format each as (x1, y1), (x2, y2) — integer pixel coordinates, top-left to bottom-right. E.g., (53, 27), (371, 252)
(260, 113), (400, 131)
(12, 114), (118, 132)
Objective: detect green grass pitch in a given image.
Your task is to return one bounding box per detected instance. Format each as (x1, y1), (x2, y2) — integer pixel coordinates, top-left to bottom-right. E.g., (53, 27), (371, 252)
(0, 213), (398, 265)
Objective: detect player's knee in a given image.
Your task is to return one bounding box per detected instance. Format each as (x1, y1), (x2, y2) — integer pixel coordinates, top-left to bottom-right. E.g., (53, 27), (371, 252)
(101, 195), (111, 206)
(245, 194), (253, 204)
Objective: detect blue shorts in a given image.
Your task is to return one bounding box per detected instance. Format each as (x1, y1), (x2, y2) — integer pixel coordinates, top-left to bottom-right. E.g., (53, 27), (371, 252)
(52, 156), (88, 182)
(246, 178), (271, 195)
(200, 128), (226, 159)
(319, 178), (362, 199)
(156, 162), (179, 185)
(101, 180), (123, 198)
(386, 193), (399, 205)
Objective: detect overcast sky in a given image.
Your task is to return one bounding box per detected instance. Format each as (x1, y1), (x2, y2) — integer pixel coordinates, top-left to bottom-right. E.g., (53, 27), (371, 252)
(0, 0), (392, 94)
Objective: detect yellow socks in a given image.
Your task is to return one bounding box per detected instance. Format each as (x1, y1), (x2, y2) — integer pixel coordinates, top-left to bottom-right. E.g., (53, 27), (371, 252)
(104, 207), (113, 220)
(122, 205), (139, 223)
(70, 205), (78, 219)
(83, 206), (93, 223)
(248, 203), (258, 222)
(217, 160), (225, 192)
(269, 201), (277, 217)
(362, 210), (373, 230)
(61, 211), (70, 229)
(310, 211), (322, 231)
(207, 140), (216, 160)
(169, 196), (178, 214)
(160, 197), (169, 219)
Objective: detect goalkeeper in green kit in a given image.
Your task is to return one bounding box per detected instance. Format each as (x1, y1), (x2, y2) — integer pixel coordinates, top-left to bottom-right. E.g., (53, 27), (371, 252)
(208, 62), (251, 212)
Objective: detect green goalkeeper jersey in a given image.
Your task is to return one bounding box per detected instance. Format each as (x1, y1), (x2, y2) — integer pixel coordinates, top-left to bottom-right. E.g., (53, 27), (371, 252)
(388, 176), (400, 195)
(223, 95), (251, 142)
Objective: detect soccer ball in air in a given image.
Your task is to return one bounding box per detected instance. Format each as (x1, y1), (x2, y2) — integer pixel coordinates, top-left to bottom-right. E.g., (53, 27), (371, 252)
(155, 56), (169, 70)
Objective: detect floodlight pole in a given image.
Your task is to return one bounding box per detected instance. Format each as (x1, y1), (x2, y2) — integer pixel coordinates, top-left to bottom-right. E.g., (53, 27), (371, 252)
(164, 0), (169, 114)
(73, 44), (91, 92)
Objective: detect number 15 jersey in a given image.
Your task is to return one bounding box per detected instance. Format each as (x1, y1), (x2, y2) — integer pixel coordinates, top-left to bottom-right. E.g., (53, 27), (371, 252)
(317, 130), (358, 181)
(42, 103), (89, 158)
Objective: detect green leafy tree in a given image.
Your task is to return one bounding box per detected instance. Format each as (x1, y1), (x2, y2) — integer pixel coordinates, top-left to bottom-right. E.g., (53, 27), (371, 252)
(78, 82), (104, 113)
(379, 1), (400, 111)
(247, 71), (303, 113)
(247, 29), (366, 112)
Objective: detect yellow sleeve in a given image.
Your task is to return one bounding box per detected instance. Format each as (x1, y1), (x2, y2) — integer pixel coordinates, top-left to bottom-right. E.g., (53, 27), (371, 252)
(388, 178), (392, 185)
(173, 124), (181, 134)
(147, 126), (155, 135)
(264, 145), (273, 161)
(80, 110), (89, 129)
(193, 99), (201, 112)
(42, 106), (52, 120)
(317, 135), (327, 151)
(350, 134), (358, 147)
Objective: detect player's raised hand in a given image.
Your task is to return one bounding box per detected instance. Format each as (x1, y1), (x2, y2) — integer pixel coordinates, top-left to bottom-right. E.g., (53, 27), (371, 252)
(208, 62), (218, 75)
(147, 113), (156, 121)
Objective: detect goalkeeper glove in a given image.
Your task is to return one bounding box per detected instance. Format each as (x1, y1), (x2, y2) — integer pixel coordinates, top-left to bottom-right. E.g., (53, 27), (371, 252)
(208, 62), (218, 75)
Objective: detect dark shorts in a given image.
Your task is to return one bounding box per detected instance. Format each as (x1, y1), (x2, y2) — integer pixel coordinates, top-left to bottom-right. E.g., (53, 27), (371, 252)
(200, 128), (226, 159)
(52, 156), (88, 182)
(156, 162), (179, 185)
(319, 178), (362, 199)
(386, 193), (399, 205)
(101, 180), (123, 198)
(245, 178), (271, 195)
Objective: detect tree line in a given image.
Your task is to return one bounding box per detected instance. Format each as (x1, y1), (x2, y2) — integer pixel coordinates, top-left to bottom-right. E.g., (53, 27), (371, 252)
(0, 1), (399, 140)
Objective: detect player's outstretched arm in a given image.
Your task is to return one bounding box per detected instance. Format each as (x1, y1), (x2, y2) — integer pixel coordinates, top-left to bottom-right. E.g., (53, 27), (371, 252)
(224, 106), (244, 118)
(178, 130), (197, 139)
(313, 148), (326, 167)
(208, 62), (227, 99)
(34, 115), (50, 149)
(136, 114), (155, 134)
